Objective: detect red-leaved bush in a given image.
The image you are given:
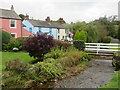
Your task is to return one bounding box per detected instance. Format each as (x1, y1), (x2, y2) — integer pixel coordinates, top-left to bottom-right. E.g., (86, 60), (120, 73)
(23, 33), (54, 62)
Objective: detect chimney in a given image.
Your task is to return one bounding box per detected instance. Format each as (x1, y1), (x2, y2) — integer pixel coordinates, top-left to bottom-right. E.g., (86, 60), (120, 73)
(59, 18), (65, 24)
(11, 5), (14, 11)
(24, 14), (29, 20)
(45, 17), (50, 23)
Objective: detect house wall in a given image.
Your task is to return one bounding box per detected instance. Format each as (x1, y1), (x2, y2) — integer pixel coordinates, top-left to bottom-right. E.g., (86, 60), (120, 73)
(22, 20), (57, 39)
(1, 18), (22, 38)
(40, 27), (57, 39)
(22, 20), (34, 33)
(57, 29), (67, 40)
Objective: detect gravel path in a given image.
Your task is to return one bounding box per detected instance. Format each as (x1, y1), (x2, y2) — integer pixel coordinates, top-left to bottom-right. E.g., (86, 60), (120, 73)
(54, 59), (114, 88)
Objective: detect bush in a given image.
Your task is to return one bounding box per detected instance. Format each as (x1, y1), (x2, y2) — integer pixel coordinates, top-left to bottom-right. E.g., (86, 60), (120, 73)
(53, 40), (71, 50)
(36, 62), (63, 81)
(2, 31), (11, 50)
(103, 36), (111, 43)
(58, 50), (88, 67)
(73, 41), (85, 51)
(23, 33), (54, 62)
(44, 48), (65, 59)
(3, 37), (28, 51)
(6, 59), (30, 73)
(2, 31), (11, 44)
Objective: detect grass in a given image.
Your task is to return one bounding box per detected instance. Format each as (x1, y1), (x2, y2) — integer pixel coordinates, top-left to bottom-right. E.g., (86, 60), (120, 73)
(101, 71), (120, 88)
(1, 52), (34, 71)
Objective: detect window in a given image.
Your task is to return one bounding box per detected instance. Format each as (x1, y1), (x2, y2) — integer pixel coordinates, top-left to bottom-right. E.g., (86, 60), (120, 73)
(10, 20), (16, 28)
(58, 35), (60, 40)
(62, 36), (64, 39)
(58, 29), (60, 33)
(29, 28), (32, 33)
(65, 36), (67, 40)
(11, 33), (16, 38)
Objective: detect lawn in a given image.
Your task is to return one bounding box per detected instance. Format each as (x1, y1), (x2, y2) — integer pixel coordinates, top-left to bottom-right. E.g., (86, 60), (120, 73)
(102, 71), (120, 88)
(1, 52), (34, 71)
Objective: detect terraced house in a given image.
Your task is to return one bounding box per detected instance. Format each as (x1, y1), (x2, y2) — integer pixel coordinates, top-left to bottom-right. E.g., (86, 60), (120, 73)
(0, 6), (33, 38)
(23, 16), (70, 40)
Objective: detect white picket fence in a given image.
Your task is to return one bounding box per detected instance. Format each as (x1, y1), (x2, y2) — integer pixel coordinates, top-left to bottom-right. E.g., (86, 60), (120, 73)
(85, 43), (120, 54)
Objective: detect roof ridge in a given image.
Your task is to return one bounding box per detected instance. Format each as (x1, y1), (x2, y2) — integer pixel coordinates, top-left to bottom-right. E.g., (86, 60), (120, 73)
(0, 8), (11, 11)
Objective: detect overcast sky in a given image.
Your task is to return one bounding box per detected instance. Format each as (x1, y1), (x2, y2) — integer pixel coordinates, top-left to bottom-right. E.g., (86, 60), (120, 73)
(0, 0), (119, 23)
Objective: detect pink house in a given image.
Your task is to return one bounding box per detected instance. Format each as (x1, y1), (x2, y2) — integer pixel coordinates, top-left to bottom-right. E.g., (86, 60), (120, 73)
(0, 6), (33, 38)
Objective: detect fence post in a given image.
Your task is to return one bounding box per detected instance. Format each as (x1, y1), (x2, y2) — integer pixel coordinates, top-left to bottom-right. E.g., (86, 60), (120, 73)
(97, 43), (100, 54)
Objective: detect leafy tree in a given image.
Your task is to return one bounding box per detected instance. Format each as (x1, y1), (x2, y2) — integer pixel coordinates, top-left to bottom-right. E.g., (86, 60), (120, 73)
(19, 14), (25, 21)
(85, 24), (98, 43)
(74, 30), (86, 42)
(92, 16), (118, 39)
(74, 30), (80, 40)
(66, 22), (87, 34)
(118, 25), (120, 41)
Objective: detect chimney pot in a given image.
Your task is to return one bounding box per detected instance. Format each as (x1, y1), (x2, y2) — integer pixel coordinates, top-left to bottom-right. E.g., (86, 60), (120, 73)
(11, 5), (14, 11)
(24, 14), (29, 20)
(45, 17), (50, 22)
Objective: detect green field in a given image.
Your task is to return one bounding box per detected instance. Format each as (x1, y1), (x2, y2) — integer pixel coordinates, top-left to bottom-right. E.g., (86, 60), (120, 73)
(1, 52), (34, 71)
(102, 71), (120, 88)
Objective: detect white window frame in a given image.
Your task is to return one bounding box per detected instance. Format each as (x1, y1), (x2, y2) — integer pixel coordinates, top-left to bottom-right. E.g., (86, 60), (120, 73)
(10, 19), (16, 28)
(11, 33), (17, 38)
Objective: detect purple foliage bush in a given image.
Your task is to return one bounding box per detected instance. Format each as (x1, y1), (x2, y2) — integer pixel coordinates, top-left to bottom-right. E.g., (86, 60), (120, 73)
(23, 33), (54, 62)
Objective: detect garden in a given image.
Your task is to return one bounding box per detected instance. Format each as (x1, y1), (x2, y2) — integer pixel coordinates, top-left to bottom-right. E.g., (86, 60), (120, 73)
(1, 31), (92, 88)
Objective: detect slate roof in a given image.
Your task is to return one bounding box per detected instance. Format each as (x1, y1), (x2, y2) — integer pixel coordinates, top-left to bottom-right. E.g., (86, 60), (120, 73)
(0, 9), (21, 20)
(28, 19), (66, 29)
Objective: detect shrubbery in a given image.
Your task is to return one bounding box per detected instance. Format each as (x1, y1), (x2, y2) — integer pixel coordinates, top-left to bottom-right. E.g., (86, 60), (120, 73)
(2, 31), (11, 44)
(2, 31), (11, 50)
(3, 37), (28, 51)
(23, 33), (54, 62)
(103, 36), (111, 43)
(73, 41), (85, 51)
(53, 40), (71, 50)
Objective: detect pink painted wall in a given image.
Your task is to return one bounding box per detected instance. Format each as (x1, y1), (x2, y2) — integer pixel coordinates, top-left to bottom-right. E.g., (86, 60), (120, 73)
(0, 18), (22, 38)
(22, 28), (34, 37)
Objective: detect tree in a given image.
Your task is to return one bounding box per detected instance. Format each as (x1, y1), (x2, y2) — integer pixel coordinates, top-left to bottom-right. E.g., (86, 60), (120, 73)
(74, 30), (86, 42)
(74, 30), (80, 40)
(66, 22), (87, 34)
(85, 24), (99, 43)
(118, 25), (120, 41)
(19, 14), (25, 21)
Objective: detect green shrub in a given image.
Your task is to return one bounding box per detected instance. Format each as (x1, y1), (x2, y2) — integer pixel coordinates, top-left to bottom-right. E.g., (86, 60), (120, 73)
(53, 40), (71, 50)
(3, 37), (28, 51)
(2, 31), (11, 50)
(58, 50), (89, 67)
(44, 48), (65, 59)
(74, 30), (86, 42)
(2, 31), (11, 44)
(73, 41), (85, 51)
(26, 61), (63, 82)
(103, 36), (111, 43)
